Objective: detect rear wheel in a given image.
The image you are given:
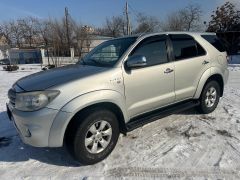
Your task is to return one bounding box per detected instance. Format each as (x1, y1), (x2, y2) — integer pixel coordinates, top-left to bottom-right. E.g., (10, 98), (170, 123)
(197, 81), (220, 114)
(66, 108), (119, 165)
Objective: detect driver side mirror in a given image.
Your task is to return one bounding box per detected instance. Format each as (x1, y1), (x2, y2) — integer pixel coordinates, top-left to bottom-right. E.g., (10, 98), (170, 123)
(125, 55), (147, 69)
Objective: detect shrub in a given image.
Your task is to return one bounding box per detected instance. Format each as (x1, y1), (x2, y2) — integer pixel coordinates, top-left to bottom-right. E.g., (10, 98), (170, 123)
(3, 65), (19, 71)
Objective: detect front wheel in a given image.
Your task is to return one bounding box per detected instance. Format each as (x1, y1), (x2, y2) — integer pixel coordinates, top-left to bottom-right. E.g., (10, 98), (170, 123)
(66, 108), (119, 165)
(197, 81), (220, 114)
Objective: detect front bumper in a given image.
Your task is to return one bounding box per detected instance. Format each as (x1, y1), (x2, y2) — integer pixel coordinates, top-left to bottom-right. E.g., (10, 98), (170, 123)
(6, 103), (59, 147)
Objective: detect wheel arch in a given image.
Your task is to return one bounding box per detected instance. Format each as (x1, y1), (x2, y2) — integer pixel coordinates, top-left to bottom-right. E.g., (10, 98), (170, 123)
(64, 102), (127, 142)
(194, 68), (224, 99)
(48, 90), (128, 147)
(205, 74), (224, 97)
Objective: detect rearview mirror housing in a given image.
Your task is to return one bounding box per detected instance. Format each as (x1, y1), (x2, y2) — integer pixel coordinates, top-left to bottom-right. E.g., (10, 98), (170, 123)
(125, 55), (147, 69)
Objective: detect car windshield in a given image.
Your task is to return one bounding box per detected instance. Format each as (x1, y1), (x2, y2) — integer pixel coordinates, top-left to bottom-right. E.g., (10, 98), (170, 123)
(79, 37), (137, 67)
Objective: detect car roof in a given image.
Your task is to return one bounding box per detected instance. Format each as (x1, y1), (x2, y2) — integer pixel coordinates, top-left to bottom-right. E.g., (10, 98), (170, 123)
(112, 31), (216, 41)
(137, 31), (216, 39)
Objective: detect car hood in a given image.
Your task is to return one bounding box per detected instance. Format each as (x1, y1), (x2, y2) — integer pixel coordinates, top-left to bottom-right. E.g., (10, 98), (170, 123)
(16, 64), (107, 91)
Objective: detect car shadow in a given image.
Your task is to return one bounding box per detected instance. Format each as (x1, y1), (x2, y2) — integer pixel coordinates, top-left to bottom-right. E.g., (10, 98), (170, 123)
(0, 111), (81, 167)
(176, 107), (199, 115)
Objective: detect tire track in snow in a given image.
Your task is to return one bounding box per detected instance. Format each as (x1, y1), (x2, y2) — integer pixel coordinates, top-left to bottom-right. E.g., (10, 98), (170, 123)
(106, 167), (240, 179)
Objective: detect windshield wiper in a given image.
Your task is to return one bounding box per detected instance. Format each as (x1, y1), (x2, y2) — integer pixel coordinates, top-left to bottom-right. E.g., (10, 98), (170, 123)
(90, 59), (104, 66)
(79, 58), (112, 67)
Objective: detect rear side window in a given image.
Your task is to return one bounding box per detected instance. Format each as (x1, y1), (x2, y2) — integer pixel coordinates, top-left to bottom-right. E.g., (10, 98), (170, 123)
(201, 35), (226, 52)
(130, 35), (168, 66)
(170, 34), (206, 61)
(197, 43), (206, 56)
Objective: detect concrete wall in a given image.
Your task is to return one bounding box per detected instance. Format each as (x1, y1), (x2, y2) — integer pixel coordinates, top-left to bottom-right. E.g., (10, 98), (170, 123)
(42, 56), (79, 65)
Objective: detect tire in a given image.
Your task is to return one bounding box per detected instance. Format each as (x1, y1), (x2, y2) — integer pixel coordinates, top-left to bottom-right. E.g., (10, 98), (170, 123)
(197, 80), (220, 114)
(66, 108), (119, 165)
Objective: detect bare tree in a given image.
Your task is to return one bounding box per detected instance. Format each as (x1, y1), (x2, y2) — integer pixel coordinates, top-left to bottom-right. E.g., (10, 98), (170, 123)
(162, 4), (202, 31)
(9, 20), (24, 48)
(0, 10), (95, 66)
(51, 19), (65, 57)
(20, 17), (39, 47)
(180, 4), (202, 31)
(72, 23), (93, 58)
(0, 22), (13, 47)
(162, 12), (185, 31)
(35, 19), (53, 64)
(101, 16), (126, 37)
(35, 19), (52, 47)
(133, 13), (161, 34)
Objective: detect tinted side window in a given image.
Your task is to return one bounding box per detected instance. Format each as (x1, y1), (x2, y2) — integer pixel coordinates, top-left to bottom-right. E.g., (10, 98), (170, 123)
(201, 35), (225, 52)
(130, 35), (168, 66)
(197, 43), (206, 56)
(170, 34), (199, 60)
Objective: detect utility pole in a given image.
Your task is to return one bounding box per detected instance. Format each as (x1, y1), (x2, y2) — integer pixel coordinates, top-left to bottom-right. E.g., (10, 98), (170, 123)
(125, 1), (131, 35)
(65, 7), (70, 51)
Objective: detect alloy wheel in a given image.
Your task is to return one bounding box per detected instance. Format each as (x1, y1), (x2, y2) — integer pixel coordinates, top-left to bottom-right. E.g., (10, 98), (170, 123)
(85, 120), (112, 154)
(205, 87), (217, 108)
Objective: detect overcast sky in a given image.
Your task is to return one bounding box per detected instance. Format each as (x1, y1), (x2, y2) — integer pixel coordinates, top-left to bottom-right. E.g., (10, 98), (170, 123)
(0, 0), (239, 27)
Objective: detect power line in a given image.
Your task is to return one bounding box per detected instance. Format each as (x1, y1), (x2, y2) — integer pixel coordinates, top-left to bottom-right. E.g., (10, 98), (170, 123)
(126, 2), (162, 35)
(128, 3), (142, 20)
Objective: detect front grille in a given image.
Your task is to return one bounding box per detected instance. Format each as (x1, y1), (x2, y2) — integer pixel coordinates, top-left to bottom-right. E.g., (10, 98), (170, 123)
(8, 88), (16, 107)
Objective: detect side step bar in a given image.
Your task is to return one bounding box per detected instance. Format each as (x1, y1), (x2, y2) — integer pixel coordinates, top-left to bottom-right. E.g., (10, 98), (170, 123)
(126, 100), (200, 132)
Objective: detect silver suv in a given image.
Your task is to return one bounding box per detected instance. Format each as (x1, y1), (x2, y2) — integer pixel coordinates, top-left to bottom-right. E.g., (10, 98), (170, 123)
(7, 32), (229, 165)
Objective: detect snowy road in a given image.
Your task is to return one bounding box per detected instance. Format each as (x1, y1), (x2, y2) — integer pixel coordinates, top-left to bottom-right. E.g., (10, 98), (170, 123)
(0, 65), (240, 179)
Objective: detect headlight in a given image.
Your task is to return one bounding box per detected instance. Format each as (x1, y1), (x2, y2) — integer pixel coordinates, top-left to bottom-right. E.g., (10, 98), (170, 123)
(15, 90), (60, 111)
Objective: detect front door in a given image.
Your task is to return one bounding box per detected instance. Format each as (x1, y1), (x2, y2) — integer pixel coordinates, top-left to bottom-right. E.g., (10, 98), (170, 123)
(123, 35), (175, 118)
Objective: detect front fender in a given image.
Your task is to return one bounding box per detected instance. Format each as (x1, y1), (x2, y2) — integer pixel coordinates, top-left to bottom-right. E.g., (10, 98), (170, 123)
(48, 90), (128, 147)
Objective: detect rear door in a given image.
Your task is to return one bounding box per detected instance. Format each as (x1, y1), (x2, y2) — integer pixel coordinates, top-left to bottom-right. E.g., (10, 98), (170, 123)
(169, 34), (211, 101)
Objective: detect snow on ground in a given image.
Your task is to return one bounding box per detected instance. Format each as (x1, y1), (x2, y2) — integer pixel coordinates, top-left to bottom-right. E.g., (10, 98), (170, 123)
(0, 64), (240, 179)
(229, 55), (240, 64)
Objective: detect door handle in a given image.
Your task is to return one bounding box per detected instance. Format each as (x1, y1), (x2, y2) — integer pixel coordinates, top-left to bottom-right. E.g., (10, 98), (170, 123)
(203, 60), (209, 65)
(164, 68), (174, 74)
